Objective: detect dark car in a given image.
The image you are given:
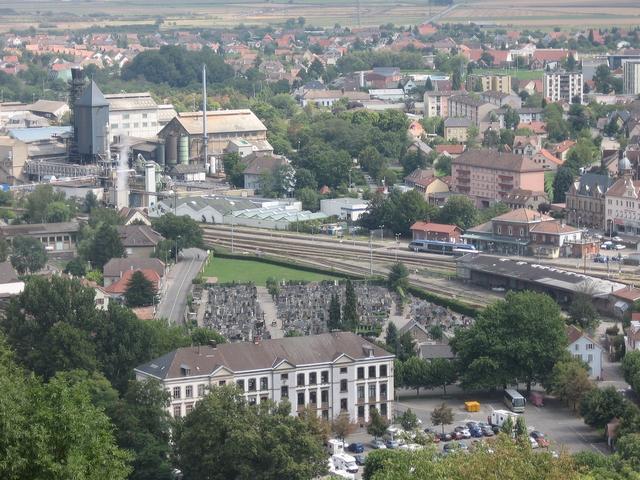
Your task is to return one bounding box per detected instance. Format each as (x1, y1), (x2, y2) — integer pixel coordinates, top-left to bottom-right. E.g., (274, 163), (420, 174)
(437, 432), (452, 442)
(491, 425), (500, 434)
(354, 454), (366, 466)
(482, 426), (495, 437)
(385, 439), (400, 449)
(530, 431), (549, 447)
(348, 442), (364, 454)
(470, 428), (483, 438)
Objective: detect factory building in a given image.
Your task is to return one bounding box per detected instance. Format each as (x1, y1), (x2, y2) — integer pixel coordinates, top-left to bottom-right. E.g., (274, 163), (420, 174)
(105, 92), (162, 142)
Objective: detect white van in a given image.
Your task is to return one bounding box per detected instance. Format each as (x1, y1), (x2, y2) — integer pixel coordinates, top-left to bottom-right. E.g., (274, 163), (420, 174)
(326, 438), (345, 455)
(332, 453), (358, 474)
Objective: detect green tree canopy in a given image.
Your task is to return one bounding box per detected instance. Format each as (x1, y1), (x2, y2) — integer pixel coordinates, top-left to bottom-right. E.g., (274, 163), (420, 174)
(172, 386), (327, 480)
(10, 235), (47, 274)
(548, 358), (593, 411)
(436, 195), (479, 230)
(450, 291), (567, 392)
(87, 223), (125, 270)
(388, 262), (409, 293)
(152, 213), (203, 252)
(431, 402), (454, 434)
(125, 270), (157, 308)
(580, 387), (627, 429)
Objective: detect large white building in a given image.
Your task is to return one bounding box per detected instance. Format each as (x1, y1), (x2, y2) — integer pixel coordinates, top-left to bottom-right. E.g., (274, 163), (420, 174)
(104, 92), (165, 142)
(135, 332), (395, 422)
(623, 60), (640, 95)
(543, 71), (584, 104)
(604, 158), (640, 237)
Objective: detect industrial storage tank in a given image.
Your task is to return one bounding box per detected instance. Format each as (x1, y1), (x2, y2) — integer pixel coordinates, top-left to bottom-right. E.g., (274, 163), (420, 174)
(165, 134), (177, 166)
(178, 135), (189, 164)
(155, 142), (165, 167)
(74, 80), (109, 162)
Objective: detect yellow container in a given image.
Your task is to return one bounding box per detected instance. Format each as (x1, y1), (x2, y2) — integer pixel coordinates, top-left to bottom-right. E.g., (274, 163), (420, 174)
(465, 401), (480, 412)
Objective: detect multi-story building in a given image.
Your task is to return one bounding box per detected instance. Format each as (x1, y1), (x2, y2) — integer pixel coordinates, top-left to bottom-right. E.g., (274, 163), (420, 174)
(479, 90), (522, 109)
(623, 60), (640, 95)
(565, 173), (614, 229)
(451, 149), (546, 208)
(567, 325), (603, 380)
(134, 332), (395, 422)
(443, 117), (473, 141)
(447, 95), (499, 127)
(465, 74), (512, 94)
(105, 92), (160, 142)
(423, 90), (459, 118)
(543, 71), (584, 104)
(604, 158), (640, 236)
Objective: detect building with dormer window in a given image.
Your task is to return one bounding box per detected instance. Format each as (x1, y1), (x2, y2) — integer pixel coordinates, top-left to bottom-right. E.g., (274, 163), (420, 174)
(134, 332), (395, 422)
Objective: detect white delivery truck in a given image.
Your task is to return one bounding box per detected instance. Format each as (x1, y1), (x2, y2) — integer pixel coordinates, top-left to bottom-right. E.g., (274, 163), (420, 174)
(326, 438), (345, 455)
(490, 409), (519, 427)
(332, 453), (359, 474)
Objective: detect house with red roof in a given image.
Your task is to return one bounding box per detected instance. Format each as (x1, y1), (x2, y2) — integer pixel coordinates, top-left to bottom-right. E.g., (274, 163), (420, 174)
(418, 24), (438, 37)
(104, 269), (161, 302)
(410, 222), (462, 243)
(566, 325), (603, 379)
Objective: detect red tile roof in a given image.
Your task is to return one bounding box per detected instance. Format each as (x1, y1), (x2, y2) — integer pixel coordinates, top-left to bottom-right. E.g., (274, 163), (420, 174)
(410, 222), (461, 234)
(436, 144), (465, 155)
(104, 269), (160, 295)
(611, 286), (640, 302)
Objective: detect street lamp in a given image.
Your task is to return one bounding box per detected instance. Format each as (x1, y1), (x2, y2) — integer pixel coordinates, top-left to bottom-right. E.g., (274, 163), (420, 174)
(394, 233), (401, 262)
(175, 235), (181, 263)
(379, 224), (384, 241)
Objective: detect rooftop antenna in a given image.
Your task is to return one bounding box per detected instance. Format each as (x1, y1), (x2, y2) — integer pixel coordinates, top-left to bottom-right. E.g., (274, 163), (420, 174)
(202, 63), (208, 167)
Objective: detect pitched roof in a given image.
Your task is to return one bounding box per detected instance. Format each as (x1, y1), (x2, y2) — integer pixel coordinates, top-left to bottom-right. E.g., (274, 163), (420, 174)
(169, 109), (267, 136)
(530, 220), (581, 235)
(0, 261), (20, 284)
(611, 286), (640, 302)
(535, 148), (563, 166)
(606, 177), (640, 198)
(76, 80), (108, 107)
(492, 208), (553, 223)
(435, 144), (465, 155)
(405, 168), (435, 184)
(243, 153), (288, 176)
(410, 221), (461, 234)
(135, 331), (394, 380)
(566, 324), (598, 345)
(553, 140), (576, 154)
(452, 149), (545, 173)
(104, 92), (157, 111)
(104, 269), (160, 295)
(103, 257), (165, 278)
(0, 221), (80, 238)
(444, 117), (473, 128)
(116, 225), (163, 247)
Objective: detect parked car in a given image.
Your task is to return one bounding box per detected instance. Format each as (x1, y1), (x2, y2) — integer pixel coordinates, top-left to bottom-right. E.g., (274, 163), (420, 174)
(347, 443), (364, 454)
(593, 255), (606, 263)
(385, 439), (400, 449)
(615, 244), (626, 250)
(530, 431), (550, 447)
(529, 436), (540, 449)
(482, 426), (495, 437)
(354, 454), (366, 466)
(371, 439), (386, 449)
(466, 422), (479, 430)
(470, 427), (483, 438)
(437, 432), (452, 442)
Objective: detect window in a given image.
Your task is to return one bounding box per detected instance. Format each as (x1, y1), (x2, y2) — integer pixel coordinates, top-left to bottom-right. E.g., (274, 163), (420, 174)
(248, 396), (256, 405)
(321, 371), (329, 384)
(309, 372), (317, 385)
(281, 386), (289, 398)
(111, 123), (119, 129)
(587, 343), (594, 350)
(358, 406), (365, 419)
(219, 380), (226, 386)
(185, 385), (193, 398)
(519, 228), (524, 236)
(172, 387), (181, 399)
(310, 391), (317, 405)
(322, 410), (329, 420)
(380, 403), (388, 416)
(236, 379), (245, 391)
(340, 398), (348, 411)
(357, 367), (365, 379)
(185, 403), (194, 414)
(142, 113), (148, 118)
(281, 373), (288, 382)
(497, 226), (502, 234)
(198, 384), (205, 397)
(321, 390), (329, 404)
(380, 383), (387, 398)
(297, 391), (305, 406)
(380, 365), (387, 377)
(260, 377), (268, 391)
(260, 395), (268, 403)
(574, 344), (579, 351)
(588, 354), (593, 362)
(122, 123), (130, 128)
(368, 366), (376, 378)
(340, 379), (348, 392)
(123, 113), (130, 119)
(532, 234), (537, 241)
(340, 367), (348, 374)
(142, 122), (148, 127)
(368, 384), (376, 400)
(248, 378), (256, 391)
(508, 226), (513, 236)
(297, 373), (305, 386)
(173, 405), (181, 418)
(357, 385), (365, 400)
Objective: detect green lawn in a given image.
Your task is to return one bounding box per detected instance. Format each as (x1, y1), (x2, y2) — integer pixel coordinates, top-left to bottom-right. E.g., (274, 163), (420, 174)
(201, 256), (341, 285)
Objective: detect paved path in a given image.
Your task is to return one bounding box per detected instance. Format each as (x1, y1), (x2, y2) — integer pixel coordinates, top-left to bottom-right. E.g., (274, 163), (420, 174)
(155, 247), (206, 324)
(258, 286), (281, 338)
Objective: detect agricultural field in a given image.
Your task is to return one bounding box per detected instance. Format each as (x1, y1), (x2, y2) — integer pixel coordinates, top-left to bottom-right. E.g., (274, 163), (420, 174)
(200, 256), (342, 285)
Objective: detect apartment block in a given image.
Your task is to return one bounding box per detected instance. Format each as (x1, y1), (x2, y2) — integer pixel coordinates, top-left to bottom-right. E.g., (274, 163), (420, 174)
(623, 60), (640, 95)
(543, 71), (584, 104)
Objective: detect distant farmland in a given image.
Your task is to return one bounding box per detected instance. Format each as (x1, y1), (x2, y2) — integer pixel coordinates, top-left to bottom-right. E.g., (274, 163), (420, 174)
(0, 0), (637, 31)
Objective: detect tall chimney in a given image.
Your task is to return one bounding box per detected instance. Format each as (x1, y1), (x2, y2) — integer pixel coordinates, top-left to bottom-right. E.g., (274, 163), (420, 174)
(202, 64), (208, 168)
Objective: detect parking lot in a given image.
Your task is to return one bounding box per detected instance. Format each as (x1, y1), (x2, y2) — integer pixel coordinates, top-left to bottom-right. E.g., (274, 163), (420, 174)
(337, 390), (609, 478)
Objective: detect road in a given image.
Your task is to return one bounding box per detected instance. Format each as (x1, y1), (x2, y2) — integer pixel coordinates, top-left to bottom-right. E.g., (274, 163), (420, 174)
(155, 247), (206, 324)
(425, 3), (458, 23)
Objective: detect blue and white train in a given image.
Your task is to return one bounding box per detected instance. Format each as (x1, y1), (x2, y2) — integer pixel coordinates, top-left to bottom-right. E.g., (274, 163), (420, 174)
(408, 239), (478, 256)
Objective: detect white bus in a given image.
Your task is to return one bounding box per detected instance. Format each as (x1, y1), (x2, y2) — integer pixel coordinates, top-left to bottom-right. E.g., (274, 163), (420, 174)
(503, 389), (526, 413)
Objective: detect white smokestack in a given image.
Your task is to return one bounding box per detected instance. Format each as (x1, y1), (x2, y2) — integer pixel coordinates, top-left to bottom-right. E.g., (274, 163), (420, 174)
(145, 161), (156, 207)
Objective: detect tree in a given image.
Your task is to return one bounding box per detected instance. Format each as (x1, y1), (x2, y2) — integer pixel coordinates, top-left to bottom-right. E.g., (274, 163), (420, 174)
(501, 416), (514, 435)
(0, 339), (131, 479)
(10, 235), (47, 274)
(332, 412), (352, 441)
(367, 407), (389, 439)
(567, 293), (599, 332)
(435, 155), (452, 176)
(295, 187), (320, 211)
(22, 184), (68, 223)
(466, 125), (480, 148)
(388, 262), (409, 293)
(396, 332), (416, 362)
(190, 327), (226, 347)
(431, 402), (454, 434)
(400, 356), (429, 396)
(83, 190), (99, 213)
(88, 223), (125, 270)
(552, 166), (575, 204)
(125, 271), (157, 307)
(152, 213), (203, 252)
(342, 279), (359, 330)
(450, 291), (567, 393)
(427, 358), (458, 396)
(580, 387), (627, 429)
(621, 351), (640, 393)
(549, 358), (593, 411)
(64, 257), (87, 277)
(514, 416), (528, 443)
(398, 408), (419, 431)
(173, 386), (327, 480)
(386, 322), (398, 352)
(437, 195), (479, 230)
(328, 293), (342, 330)
(616, 433), (640, 471)
(503, 106), (521, 130)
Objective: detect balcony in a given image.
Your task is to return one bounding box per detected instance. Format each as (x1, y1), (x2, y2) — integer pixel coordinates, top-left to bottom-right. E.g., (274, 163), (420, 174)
(457, 176), (470, 184)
